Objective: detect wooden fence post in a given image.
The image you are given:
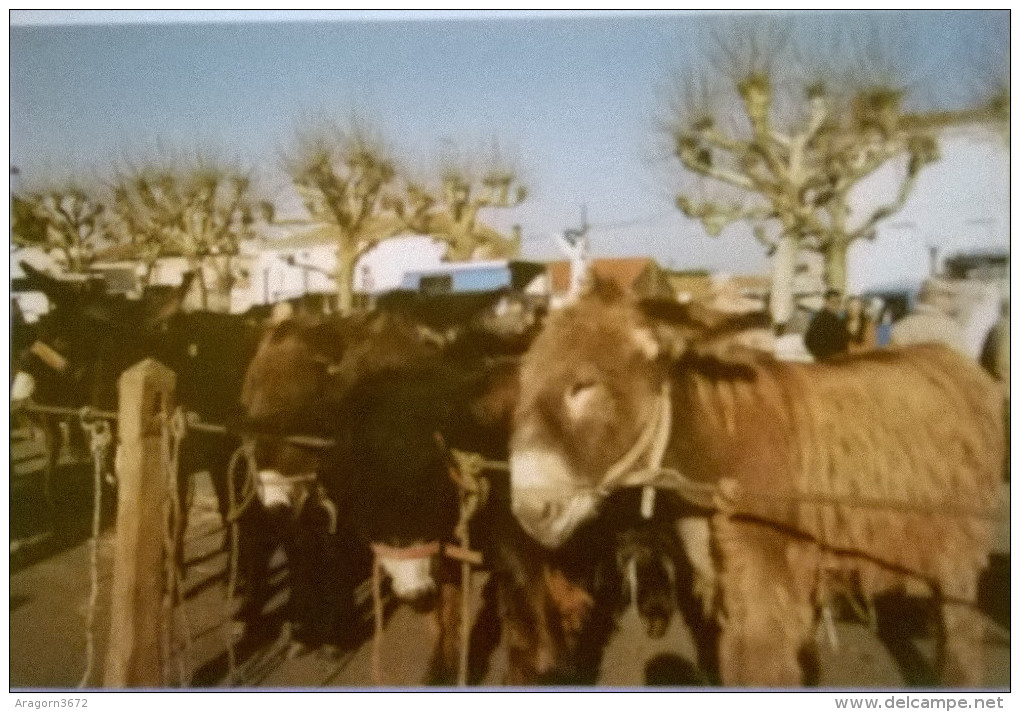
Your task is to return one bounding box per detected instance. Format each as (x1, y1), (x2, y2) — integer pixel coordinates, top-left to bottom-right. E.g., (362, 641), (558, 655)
(104, 359), (176, 687)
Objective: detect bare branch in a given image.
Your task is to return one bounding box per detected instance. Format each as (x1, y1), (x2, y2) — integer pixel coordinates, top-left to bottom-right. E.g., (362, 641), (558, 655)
(677, 194), (774, 237)
(14, 182), (107, 272)
(106, 154), (269, 304)
(411, 137), (527, 262)
(662, 13), (1008, 298)
(706, 14), (792, 82)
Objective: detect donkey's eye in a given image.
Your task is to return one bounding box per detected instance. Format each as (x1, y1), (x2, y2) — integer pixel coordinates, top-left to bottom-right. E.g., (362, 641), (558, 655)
(564, 379), (602, 420)
(568, 380), (598, 398)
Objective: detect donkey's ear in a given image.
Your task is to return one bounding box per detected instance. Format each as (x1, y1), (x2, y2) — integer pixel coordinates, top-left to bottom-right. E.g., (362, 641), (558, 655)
(687, 341), (761, 380)
(637, 298), (729, 334)
(627, 323), (688, 363)
(638, 297), (774, 362)
(20, 261), (81, 306)
(635, 299), (705, 363)
(143, 271), (195, 329)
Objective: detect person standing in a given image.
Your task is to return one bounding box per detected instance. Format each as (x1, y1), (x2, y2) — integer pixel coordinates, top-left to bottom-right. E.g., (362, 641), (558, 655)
(804, 290), (851, 361)
(980, 298), (1010, 389)
(846, 296), (878, 353)
(876, 308), (894, 347)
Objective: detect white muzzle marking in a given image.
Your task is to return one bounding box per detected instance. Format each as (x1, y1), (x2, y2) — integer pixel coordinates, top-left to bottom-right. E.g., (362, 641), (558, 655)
(378, 557), (436, 600)
(255, 469), (297, 509)
(11, 371), (35, 402)
(509, 448), (601, 549)
(509, 447), (577, 490)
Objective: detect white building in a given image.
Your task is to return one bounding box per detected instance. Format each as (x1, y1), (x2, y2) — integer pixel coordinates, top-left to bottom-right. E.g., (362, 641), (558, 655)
(11, 245), (60, 321)
(11, 228), (467, 316)
(234, 228), (451, 311)
(236, 228), (338, 310)
(357, 235), (447, 295)
(846, 122), (1009, 296)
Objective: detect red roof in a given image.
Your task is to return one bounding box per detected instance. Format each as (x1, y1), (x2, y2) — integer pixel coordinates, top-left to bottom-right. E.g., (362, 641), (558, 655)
(547, 257), (658, 294)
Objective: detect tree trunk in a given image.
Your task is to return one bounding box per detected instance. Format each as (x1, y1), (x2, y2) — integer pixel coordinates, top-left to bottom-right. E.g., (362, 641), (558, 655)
(824, 240), (849, 294)
(64, 247), (84, 274)
(769, 234), (799, 328)
(336, 245), (356, 316)
(209, 255), (234, 312)
(188, 257), (209, 310)
(139, 261), (156, 290)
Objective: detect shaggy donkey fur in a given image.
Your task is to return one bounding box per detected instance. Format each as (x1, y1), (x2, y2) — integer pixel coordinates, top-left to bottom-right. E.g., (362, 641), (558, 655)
(510, 289), (1003, 686)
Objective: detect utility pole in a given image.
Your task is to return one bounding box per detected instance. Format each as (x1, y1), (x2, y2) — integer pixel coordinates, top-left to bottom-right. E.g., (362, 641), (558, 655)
(557, 204), (591, 302)
(563, 204), (589, 246)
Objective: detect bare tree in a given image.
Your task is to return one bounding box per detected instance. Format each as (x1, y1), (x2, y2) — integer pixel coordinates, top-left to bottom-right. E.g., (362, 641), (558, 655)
(400, 141), (527, 260)
(284, 119), (409, 314)
(11, 183), (107, 273)
(11, 194), (51, 249)
(109, 157), (272, 307)
(665, 16), (1008, 326)
(285, 121), (527, 314)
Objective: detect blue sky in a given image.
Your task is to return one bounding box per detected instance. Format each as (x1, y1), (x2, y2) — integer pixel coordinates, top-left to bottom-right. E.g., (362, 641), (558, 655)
(9, 10), (1010, 274)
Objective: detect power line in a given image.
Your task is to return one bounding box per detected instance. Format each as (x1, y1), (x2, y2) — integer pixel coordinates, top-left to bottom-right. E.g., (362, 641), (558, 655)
(587, 210), (675, 232)
(516, 209), (676, 245)
(533, 207), (676, 237)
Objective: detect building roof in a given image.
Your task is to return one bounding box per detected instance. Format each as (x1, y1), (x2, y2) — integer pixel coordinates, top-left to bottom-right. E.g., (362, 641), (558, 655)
(665, 272), (713, 301)
(401, 264), (512, 293)
(546, 257), (660, 294)
(400, 260), (545, 294)
(252, 225), (340, 251)
(405, 259), (517, 275)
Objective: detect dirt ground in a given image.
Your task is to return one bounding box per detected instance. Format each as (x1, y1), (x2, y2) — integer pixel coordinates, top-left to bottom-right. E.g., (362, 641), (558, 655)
(9, 469), (1011, 690)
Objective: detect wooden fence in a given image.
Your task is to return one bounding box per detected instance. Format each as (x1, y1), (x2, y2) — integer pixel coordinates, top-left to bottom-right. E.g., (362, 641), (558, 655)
(104, 359), (176, 686)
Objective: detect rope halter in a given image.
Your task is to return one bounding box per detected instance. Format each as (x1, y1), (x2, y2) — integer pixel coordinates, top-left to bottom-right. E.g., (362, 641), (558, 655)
(595, 382), (673, 517)
(371, 541), (442, 561)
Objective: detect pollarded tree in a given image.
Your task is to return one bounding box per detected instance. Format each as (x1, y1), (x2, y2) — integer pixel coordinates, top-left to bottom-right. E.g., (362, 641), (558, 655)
(666, 19), (1008, 326)
(108, 158), (273, 308)
(11, 183), (107, 273)
(398, 144), (527, 260)
(800, 85), (1007, 293)
(285, 121), (527, 314)
(284, 120), (410, 315)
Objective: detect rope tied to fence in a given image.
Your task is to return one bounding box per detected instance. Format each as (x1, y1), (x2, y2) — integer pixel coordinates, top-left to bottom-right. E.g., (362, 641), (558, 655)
(625, 466), (1007, 521)
(17, 379), (1006, 688)
(18, 401), (119, 422)
(223, 438), (259, 686)
(447, 447), (490, 687)
(18, 402), (338, 451)
(160, 405), (194, 687)
(226, 440), (260, 524)
(77, 416), (112, 689)
(368, 437), (492, 687)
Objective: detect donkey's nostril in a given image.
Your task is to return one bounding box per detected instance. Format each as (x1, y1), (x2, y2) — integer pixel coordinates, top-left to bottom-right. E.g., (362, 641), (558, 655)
(537, 500), (565, 522)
